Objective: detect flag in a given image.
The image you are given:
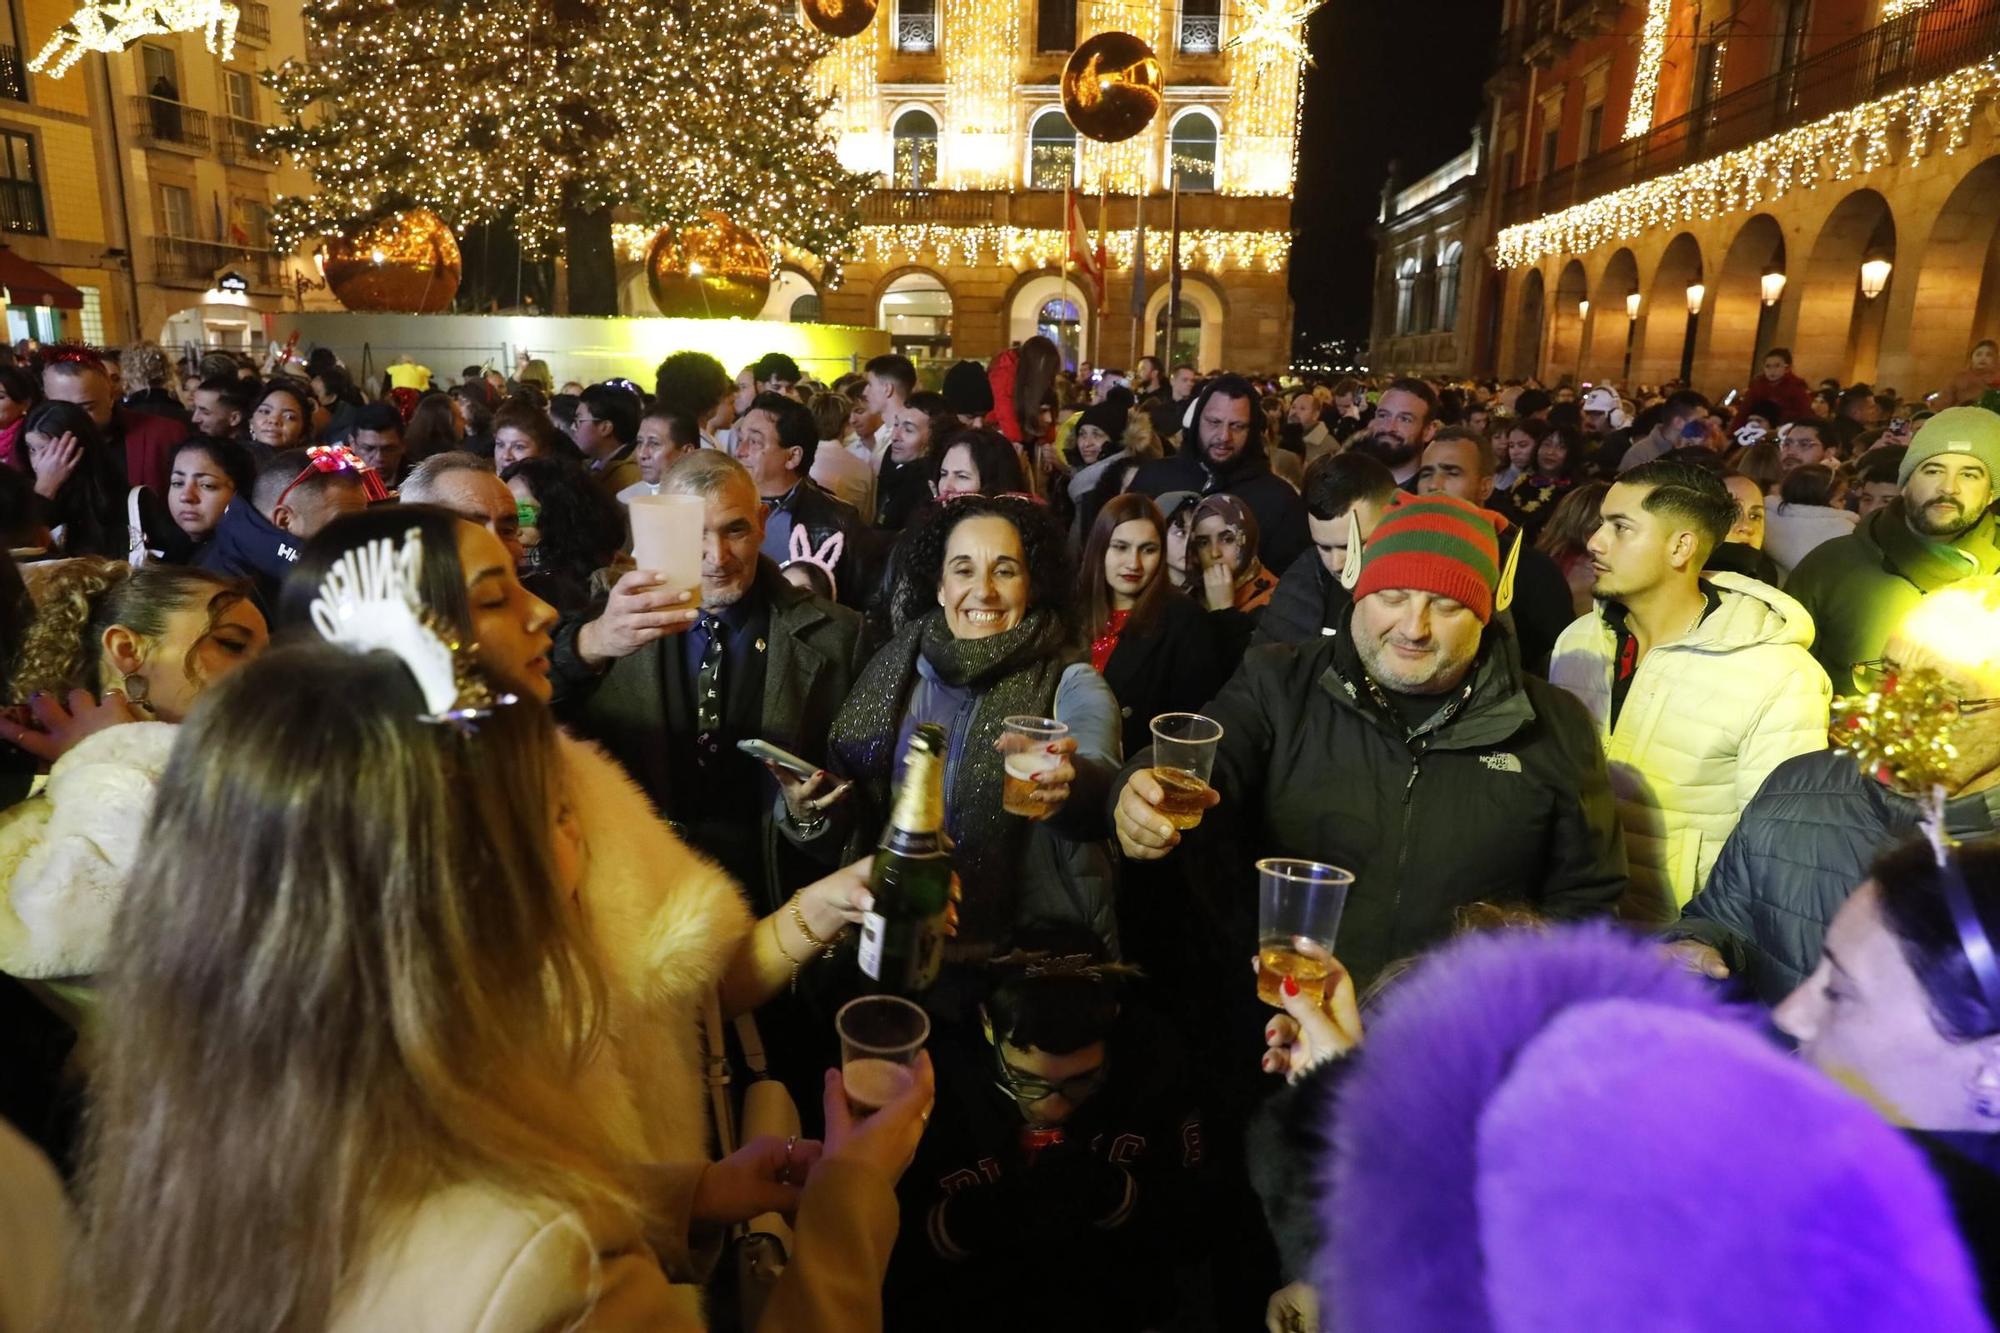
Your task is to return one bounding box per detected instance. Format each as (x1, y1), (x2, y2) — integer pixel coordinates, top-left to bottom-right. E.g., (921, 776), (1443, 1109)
(1066, 187), (1103, 305)
(1130, 187), (1148, 317)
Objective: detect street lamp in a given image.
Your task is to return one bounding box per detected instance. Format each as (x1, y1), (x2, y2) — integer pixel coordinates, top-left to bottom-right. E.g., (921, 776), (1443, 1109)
(1578, 298), (1589, 318)
(1685, 282), (1705, 316)
(1760, 268), (1787, 306)
(1625, 291), (1641, 320)
(1859, 255), (1893, 299)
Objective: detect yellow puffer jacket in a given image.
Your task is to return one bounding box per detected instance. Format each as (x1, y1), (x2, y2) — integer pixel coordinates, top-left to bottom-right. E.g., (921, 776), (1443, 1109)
(1549, 572), (1832, 923)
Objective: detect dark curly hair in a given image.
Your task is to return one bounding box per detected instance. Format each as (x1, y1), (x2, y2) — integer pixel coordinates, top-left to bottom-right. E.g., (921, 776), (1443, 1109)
(501, 455), (626, 588)
(891, 494), (1078, 638)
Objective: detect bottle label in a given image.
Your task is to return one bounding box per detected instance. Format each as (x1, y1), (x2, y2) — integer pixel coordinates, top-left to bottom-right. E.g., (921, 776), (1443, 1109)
(858, 910), (886, 979)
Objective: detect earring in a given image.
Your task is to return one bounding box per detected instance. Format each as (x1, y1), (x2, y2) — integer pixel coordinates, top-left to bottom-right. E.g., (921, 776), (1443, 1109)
(1967, 1065), (2000, 1121)
(122, 673), (151, 709)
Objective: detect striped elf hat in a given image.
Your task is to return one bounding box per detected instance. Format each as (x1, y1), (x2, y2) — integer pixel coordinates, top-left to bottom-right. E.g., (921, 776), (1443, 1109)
(1351, 493), (1510, 624)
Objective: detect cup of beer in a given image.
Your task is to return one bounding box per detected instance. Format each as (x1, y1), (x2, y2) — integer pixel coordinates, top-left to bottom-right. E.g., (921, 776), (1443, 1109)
(1000, 715), (1069, 819)
(836, 994), (930, 1118)
(1149, 712), (1224, 830)
(1255, 858), (1354, 1009)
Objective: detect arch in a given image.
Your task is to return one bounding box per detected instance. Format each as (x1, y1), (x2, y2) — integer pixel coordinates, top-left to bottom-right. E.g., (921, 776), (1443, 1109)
(1908, 155), (2000, 396)
(1005, 270), (1094, 366)
(758, 265), (821, 322)
(890, 107), (939, 188)
(1166, 107), (1220, 192)
(1509, 266), (1546, 381)
(1436, 241), (1464, 334)
(1027, 107), (1077, 191)
(876, 268), (953, 361)
(1697, 212), (1787, 392)
(1394, 255), (1421, 336)
(1584, 248), (1639, 385)
(1636, 232), (1704, 387)
(1794, 188), (1896, 385)
(1549, 259), (1589, 384)
(1142, 274), (1225, 371)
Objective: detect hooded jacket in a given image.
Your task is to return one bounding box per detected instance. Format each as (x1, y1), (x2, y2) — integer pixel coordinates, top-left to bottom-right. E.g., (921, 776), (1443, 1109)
(1669, 749), (2000, 1003)
(196, 496), (301, 610)
(1763, 500), (1857, 580)
(1785, 499), (2000, 693)
(1549, 571), (1830, 921)
(1113, 619), (1625, 984)
(1127, 383), (1309, 573)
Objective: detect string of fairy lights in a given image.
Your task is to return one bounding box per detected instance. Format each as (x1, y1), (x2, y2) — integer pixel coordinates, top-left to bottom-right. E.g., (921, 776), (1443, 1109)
(1496, 56), (2000, 269)
(614, 220), (1291, 272)
(1623, 0), (1670, 140)
(28, 0), (239, 76)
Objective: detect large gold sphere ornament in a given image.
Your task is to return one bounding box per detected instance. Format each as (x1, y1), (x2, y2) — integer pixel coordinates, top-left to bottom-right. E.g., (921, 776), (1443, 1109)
(802, 0), (877, 38)
(322, 209), (462, 313)
(644, 212), (772, 319)
(1061, 31), (1163, 144)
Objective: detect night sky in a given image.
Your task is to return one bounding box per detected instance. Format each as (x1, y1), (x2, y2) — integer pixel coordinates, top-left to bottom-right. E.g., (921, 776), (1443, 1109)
(1290, 0), (1500, 351)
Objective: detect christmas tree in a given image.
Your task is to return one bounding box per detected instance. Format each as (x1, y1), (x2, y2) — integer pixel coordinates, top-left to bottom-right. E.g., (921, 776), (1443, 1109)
(264, 0), (872, 314)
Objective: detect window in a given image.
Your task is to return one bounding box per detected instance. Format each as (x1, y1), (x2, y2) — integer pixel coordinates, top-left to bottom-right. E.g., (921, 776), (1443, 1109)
(893, 0), (936, 52)
(1038, 297), (1081, 366)
(0, 129), (43, 234)
(1436, 242), (1463, 333)
(232, 196), (271, 247)
(1582, 103), (1604, 156)
(224, 69), (256, 121)
(78, 286), (104, 344)
(161, 183), (196, 237)
(1152, 301), (1201, 365)
(890, 108), (938, 188)
(1178, 0), (1221, 54)
(878, 271), (952, 359)
(789, 293), (822, 323)
(140, 44), (180, 99)
(1168, 111), (1218, 192)
(1394, 257), (1420, 336)
(1036, 0), (1075, 52)
(1539, 125), (1559, 178)
(1028, 109), (1076, 190)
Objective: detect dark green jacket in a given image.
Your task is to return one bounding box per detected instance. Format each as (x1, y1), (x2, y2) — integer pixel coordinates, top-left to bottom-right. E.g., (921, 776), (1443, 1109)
(1784, 500), (2000, 694)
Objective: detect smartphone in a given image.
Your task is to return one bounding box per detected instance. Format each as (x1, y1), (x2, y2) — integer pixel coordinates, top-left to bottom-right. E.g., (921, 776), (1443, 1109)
(737, 738), (821, 781)
(1722, 388), (1739, 406)
(1889, 417), (1909, 433)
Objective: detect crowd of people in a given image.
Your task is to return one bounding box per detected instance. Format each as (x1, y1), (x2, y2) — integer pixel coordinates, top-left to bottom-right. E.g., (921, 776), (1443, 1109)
(0, 327), (1997, 1332)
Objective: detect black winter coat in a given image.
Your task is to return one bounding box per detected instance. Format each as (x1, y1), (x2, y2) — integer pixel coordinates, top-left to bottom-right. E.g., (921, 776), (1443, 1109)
(1253, 549), (1347, 649)
(1129, 447), (1309, 574)
(1669, 751), (2000, 1003)
(1114, 618), (1627, 984)
(1099, 590), (1232, 759)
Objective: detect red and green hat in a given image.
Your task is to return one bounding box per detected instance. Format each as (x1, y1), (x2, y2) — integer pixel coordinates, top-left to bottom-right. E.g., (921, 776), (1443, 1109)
(1352, 493), (1504, 624)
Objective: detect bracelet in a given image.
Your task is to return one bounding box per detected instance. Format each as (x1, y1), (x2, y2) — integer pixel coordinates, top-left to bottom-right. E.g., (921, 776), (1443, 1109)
(791, 898), (842, 960)
(771, 912), (806, 993)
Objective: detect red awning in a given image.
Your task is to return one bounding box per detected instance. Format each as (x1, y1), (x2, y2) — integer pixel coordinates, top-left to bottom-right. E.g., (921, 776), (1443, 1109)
(0, 247), (81, 310)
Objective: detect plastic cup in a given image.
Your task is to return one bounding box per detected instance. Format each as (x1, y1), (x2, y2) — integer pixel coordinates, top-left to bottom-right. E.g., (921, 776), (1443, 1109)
(628, 492), (704, 594)
(1001, 715), (1069, 819)
(1255, 859), (1354, 1009)
(1150, 712), (1223, 830)
(837, 995), (930, 1118)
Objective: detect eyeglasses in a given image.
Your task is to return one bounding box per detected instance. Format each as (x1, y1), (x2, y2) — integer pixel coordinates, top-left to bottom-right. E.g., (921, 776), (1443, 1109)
(993, 1046), (1107, 1104)
(1852, 659), (2000, 716)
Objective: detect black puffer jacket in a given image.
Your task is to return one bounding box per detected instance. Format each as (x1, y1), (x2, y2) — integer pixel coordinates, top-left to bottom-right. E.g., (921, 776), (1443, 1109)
(1114, 616), (1626, 984)
(1669, 751), (2000, 1003)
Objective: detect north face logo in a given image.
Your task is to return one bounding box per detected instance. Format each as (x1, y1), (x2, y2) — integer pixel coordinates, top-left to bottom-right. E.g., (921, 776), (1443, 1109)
(1480, 753), (1523, 773)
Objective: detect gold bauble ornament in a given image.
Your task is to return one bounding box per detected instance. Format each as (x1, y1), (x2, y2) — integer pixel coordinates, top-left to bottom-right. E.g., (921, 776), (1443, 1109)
(322, 209), (462, 313)
(802, 0), (877, 38)
(644, 212), (771, 319)
(1061, 31), (1163, 144)
(1830, 667), (1961, 795)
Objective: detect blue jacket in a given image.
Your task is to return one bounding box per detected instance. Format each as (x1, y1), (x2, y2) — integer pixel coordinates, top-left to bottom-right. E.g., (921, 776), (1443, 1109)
(195, 498), (299, 611)
(1671, 750), (2000, 1003)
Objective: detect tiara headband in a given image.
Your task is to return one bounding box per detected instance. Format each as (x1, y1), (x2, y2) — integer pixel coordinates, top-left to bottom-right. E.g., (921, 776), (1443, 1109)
(308, 528), (514, 727)
(276, 443), (395, 513)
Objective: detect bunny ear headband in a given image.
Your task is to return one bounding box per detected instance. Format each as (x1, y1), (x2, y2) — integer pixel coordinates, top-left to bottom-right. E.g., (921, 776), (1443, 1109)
(780, 523), (844, 601)
(308, 528), (516, 728)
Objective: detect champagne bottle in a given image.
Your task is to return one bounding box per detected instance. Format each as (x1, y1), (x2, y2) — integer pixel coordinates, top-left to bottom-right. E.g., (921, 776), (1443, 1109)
(859, 723), (953, 995)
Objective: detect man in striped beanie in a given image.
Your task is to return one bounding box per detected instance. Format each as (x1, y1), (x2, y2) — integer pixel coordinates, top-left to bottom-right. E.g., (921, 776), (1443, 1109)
(1112, 487), (1626, 988)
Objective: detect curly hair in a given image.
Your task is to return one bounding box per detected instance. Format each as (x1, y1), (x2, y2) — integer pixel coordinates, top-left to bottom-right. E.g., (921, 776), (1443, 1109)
(501, 455), (626, 588)
(10, 560), (250, 701)
(121, 341), (172, 395)
(654, 350), (731, 421)
(890, 494), (1078, 637)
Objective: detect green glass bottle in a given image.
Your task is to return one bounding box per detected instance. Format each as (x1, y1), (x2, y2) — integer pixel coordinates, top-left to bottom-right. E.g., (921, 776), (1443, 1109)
(858, 723), (953, 995)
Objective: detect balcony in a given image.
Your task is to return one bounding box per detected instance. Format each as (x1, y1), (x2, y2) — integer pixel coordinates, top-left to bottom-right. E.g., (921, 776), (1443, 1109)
(236, 1), (270, 42)
(151, 236), (281, 289)
(130, 96), (209, 153)
(219, 116), (277, 168)
(1501, 3), (2000, 228)
(861, 190), (997, 224)
(1178, 12), (1221, 54)
(0, 45), (24, 102)
(0, 180), (44, 235)
(893, 7), (936, 52)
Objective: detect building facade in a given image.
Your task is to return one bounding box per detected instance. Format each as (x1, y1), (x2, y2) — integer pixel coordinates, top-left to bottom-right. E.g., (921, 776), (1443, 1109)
(0, 0), (326, 352)
(697, 0), (1301, 374)
(1484, 0), (2000, 398)
(1366, 143), (1487, 378)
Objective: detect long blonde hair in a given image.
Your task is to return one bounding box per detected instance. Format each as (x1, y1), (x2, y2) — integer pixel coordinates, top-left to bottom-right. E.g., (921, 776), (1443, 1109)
(76, 643), (631, 1333)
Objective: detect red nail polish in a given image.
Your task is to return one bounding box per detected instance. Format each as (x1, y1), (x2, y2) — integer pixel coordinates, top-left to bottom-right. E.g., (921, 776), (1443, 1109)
(1282, 976), (1299, 998)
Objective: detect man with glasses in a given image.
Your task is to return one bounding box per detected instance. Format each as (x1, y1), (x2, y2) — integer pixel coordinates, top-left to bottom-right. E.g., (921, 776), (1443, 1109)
(883, 923), (1205, 1333)
(568, 381), (644, 496)
(1669, 578), (2000, 1002)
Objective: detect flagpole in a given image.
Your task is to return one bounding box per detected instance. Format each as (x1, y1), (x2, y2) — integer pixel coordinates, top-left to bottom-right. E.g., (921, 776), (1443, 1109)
(1094, 175), (1108, 373)
(1061, 174), (1077, 372)
(1128, 183), (1145, 372)
(1166, 165), (1183, 369)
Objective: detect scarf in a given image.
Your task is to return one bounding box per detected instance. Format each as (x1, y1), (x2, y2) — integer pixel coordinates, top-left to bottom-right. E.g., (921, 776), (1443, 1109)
(830, 608), (1079, 948)
(1874, 500), (2000, 592)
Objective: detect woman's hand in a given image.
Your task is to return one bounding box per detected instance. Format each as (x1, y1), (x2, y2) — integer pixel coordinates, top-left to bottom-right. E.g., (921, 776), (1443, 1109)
(1201, 557), (1235, 612)
(1257, 948), (1363, 1084)
(691, 1134), (824, 1225)
(770, 764), (852, 826)
(994, 733), (1077, 818)
(28, 431), (81, 500)
(820, 1052), (935, 1182)
(797, 858), (876, 941)
(0, 688), (145, 764)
